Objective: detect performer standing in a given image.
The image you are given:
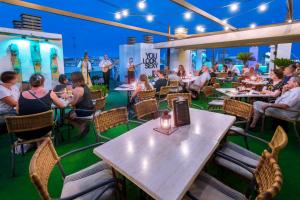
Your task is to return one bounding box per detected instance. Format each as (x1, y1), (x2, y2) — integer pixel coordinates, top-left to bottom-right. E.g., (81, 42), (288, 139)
(77, 52), (92, 87)
(99, 54), (113, 89)
(127, 57), (135, 84)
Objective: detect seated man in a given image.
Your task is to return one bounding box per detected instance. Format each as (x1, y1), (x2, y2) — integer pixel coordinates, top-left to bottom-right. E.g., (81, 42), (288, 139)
(189, 66), (211, 98)
(154, 70), (168, 92)
(250, 76), (300, 128)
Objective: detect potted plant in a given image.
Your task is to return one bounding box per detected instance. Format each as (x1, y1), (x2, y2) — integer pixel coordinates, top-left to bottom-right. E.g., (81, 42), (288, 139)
(90, 84), (108, 97)
(236, 52), (256, 65)
(273, 58), (294, 69)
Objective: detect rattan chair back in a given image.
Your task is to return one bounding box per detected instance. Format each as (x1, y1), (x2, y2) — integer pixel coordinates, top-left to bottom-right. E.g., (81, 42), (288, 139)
(202, 86), (214, 97)
(138, 89), (156, 101)
(159, 86), (171, 96)
(94, 107), (128, 133)
(237, 76), (245, 83)
(90, 90), (102, 100)
(218, 72), (228, 78)
(210, 77), (217, 85)
(5, 110), (53, 133)
(169, 80), (179, 87)
(134, 99), (158, 120)
(232, 82), (240, 88)
(255, 150), (283, 200)
(223, 99), (253, 120)
(213, 83), (221, 89)
(94, 97), (106, 111)
(268, 126), (288, 161)
(29, 138), (60, 200)
(166, 93), (192, 110)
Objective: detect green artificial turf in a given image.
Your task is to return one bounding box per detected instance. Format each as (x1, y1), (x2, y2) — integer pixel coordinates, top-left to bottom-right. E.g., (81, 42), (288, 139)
(0, 86), (299, 200)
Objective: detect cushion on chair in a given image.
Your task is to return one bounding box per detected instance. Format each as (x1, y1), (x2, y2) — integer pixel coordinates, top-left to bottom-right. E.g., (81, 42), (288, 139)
(228, 126), (246, 135)
(208, 100), (224, 106)
(61, 162), (114, 200)
(185, 172), (247, 200)
(215, 142), (259, 180)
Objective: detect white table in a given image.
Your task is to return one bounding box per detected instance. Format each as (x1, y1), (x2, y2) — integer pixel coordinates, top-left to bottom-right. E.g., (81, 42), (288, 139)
(216, 88), (272, 98)
(94, 108), (236, 200)
(242, 80), (268, 86)
(182, 76), (197, 84)
(114, 84), (136, 92)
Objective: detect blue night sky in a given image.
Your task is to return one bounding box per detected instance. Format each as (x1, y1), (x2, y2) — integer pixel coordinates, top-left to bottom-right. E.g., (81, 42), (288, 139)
(0, 0), (299, 59)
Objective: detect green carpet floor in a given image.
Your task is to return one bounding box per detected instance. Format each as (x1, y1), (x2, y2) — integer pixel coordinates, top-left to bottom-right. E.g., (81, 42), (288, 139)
(0, 87), (299, 200)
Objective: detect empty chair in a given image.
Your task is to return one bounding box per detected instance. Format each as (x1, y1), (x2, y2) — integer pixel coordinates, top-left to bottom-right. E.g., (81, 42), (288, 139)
(185, 150), (283, 200)
(166, 93), (192, 110)
(157, 86), (171, 100)
(5, 110), (54, 176)
(202, 86), (224, 110)
(137, 89), (156, 101)
(215, 126), (288, 180)
(134, 99), (159, 121)
(29, 138), (118, 200)
(94, 107), (129, 142)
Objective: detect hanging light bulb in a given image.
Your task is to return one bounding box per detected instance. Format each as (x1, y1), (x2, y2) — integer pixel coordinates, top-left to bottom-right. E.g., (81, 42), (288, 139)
(184, 12), (192, 20)
(146, 14), (154, 22)
(229, 3), (239, 12)
(115, 12), (122, 20)
(122, 9), (129, 17)
(224, 26), (229, 31)
(222, 19), (228, 24)
(258, 3), (267, 12)
(196, 25), (205, 33)
(250, 23), (256, 29)
(138, 1), (146, 10)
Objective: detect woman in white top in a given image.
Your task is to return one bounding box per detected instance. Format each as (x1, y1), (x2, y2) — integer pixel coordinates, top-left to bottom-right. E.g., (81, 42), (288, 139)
(0, 71), (19, 126)
(130, 74), (153, 103)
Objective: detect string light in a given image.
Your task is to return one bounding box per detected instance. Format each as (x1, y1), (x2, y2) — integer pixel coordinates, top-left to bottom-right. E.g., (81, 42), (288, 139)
(146, 14), (154, 22)
(287, 19), (292, 23)
(258, 3), (267, 12)
(229, 3), (239, 12)
(222, 19), (228, 24)
(250, 23), (256, 28)
(184, 12), (192, 20)
(196, 25), (205, 33)
(122, 9), (129, 17)
(115, 12), (121, 20)
(224, 26), (229, 31)
(137, 1), (146, 10)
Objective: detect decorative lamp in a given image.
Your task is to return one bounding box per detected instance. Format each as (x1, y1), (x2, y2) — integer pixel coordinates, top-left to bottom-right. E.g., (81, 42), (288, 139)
(161, 111), (171, 130)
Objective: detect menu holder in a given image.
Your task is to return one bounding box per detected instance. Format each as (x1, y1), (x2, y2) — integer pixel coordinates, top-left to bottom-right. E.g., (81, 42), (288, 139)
(173, 98), (190, 127)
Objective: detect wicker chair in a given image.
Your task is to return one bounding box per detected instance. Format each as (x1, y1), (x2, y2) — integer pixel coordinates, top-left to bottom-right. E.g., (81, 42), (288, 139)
(185, 150), (282, 200)
(232, 82), (240, 88)
(201, 86), (224, 110)
(94, 107), (129, 142)
(261, 107), (300, 145)
(134, 99), (159, 121)
(94, 97), (106, 111)
(157, 86), (171, 100)
(5, 110), (54, 176)
(210, 77), (217, 85)
(137, 89), (156, 101)
(166, 93), (192, 110)
(215, 126), (288, 180)
(169, 80), (179, 87)
(213, 83), (221, 89)
(90, 90), (102, 100)
(29, 138), (118, 200)
(218, 72), (228, 79)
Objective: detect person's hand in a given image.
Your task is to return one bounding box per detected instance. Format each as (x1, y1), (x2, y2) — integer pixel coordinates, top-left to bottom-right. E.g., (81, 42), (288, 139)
(282, 84), (290, 93)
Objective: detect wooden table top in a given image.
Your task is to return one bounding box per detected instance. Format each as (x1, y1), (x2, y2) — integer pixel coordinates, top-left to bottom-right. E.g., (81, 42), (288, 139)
(94, 108), (236, 200)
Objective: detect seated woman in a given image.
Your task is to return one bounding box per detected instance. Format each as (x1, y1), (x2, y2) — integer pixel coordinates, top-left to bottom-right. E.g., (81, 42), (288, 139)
(53, 74), (68, 92)
(130, 74), (153, 103)
(0, 71), (19, 130)
(177, 65), (186, 78)
(17, 74), (65, 140)
(67, 72), (95, 137)
(261, 69), (284, 98)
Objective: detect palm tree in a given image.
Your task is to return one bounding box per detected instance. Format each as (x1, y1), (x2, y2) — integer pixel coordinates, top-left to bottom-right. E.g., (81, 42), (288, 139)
(237, 52), (256, 65)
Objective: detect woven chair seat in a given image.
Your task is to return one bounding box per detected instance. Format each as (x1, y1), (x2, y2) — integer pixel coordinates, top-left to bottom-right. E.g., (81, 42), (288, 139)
(185, 172), (247, 200)
(61, 162), (114, 200)
(215, 142), (259, 180)
(208, 100), (224, 106)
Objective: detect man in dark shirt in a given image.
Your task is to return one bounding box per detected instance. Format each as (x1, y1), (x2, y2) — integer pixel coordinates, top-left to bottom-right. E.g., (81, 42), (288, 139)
(154, 70), (168, 92)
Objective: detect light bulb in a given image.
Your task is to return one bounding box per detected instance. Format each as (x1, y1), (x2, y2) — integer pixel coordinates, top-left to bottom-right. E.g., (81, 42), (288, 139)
(115, 12), (121, 20)
(258, 3), (267, 12)
(230, 3), (239, 12)
(138, 1), (146, 10)
(184, 12), (192, 20)
(146, 14), (154, 22)
(196, 25), (205, 33)
(122, 9), (129, 17)
(250, 23), (256, 28)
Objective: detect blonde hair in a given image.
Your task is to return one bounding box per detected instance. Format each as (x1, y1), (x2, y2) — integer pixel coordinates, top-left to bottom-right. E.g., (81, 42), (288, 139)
(139, 74), (152, 90)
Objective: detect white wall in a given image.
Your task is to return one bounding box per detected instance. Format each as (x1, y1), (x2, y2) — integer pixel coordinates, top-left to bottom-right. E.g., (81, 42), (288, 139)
(170, 48), (192, 75)
(119, 43), (160, 82)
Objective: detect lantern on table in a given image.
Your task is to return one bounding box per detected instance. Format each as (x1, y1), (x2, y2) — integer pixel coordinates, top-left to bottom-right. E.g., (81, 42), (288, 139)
(160, 111), (171, 130)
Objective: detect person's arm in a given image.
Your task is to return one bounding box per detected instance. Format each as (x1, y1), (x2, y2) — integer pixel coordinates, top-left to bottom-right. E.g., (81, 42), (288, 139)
(1, 96), (17, 107)
(50, 91), (65, 108)
(68, 87), (84, 106)
(263, 103), (289, 111)
(268, 89), (281, 97)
